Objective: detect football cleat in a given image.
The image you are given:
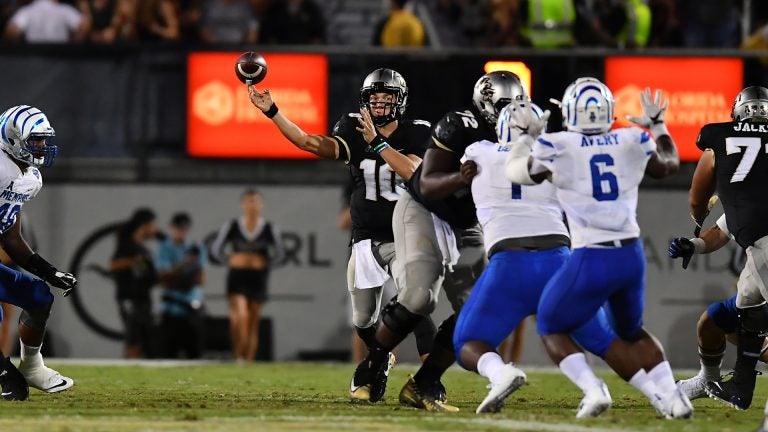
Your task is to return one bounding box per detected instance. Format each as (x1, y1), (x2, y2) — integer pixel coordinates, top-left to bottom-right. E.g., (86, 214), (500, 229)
(0, 357), (28, 401)
(350, 356), (372, 402)
(18, 356), (74, 393)
(705, 370), (758, 410)
(476, 364), (527, 414)
(659, 387), (693, 419)
(368, 351), (396, 403)
(576, 380), (612, 419)
(677, 373), (708, 400)
(399, 375), (459, 413)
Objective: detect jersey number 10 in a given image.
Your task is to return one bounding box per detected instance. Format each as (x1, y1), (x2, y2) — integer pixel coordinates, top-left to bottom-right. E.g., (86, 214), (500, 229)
(360, 159), (401, 202)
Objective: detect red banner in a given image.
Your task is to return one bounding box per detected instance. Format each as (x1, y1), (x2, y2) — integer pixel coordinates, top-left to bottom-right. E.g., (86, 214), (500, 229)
(188, 53), (328, 158)
(605, 57), (743, 161)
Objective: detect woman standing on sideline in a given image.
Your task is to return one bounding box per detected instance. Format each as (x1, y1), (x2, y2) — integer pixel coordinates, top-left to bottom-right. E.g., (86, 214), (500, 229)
(212, 189), (284, 362)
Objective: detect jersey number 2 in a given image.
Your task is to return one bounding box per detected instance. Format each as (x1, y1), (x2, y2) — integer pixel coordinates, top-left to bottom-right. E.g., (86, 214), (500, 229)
(360, 159), (401, 202)
(590, 154), (619, 201)
(726, 137), (766, 183)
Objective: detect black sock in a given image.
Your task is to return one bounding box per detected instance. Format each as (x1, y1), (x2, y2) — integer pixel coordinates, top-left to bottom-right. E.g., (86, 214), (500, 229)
(355, 325), (377, 349)
(414, 314), (457, 384)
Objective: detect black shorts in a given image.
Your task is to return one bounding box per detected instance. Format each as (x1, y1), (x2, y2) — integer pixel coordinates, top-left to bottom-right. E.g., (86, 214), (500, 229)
(118, 298), (152, 348)
(227, 269), (269, 302)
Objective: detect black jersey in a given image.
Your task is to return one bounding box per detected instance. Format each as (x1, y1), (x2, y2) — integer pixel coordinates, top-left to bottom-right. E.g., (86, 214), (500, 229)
(697, 121), (768, 248)
(408, 106), (495, 229)
(332, 114), (431, 243)
(211, 218), (284, 263)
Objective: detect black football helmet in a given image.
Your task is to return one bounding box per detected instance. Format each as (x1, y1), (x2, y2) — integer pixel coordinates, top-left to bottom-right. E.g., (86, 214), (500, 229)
(732, 86), (768, 121)
(472, 71), (528, 128)
(359, 68), (408, 126)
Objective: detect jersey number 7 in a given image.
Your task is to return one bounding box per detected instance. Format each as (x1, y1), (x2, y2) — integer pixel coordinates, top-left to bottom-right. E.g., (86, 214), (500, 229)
(726, 137), (767, 183)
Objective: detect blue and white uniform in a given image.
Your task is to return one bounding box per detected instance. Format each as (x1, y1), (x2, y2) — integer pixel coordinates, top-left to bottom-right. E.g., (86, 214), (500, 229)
(534, 126), (656, 339)
(0, 151), (53, 323)
(453, 136), (616, 362)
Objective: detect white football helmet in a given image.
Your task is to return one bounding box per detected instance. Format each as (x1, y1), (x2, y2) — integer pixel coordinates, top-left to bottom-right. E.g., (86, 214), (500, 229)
(560, 77), (614, 135)
(497, 101), (546, 146)
(0, 105), (57, 167)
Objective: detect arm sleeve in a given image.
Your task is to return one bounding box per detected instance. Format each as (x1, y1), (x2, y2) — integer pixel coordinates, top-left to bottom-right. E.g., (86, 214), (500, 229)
(636, 128), (657, 159)
(696, 125), (712, 151)
(65, 6), (83, 29)
(9, 9), (29, 30)
(531, 135), (558, 174)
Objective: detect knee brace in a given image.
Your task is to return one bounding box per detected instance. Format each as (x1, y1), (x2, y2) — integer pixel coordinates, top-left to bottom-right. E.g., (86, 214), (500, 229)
(19, 304), (52, 333)
(434, 314), (457, 353)
(381, 298), (424, 339)
(738, 303), (768, 337)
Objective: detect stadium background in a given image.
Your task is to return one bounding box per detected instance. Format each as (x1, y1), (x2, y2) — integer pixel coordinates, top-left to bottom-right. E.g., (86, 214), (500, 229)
(0, 0), (765, 370)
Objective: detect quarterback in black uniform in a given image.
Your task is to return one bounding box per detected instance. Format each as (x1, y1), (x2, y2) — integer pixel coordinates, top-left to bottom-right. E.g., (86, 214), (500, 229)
(362, 71), (525, 410)
(688, 86), (768, 416)
(249, 68), (434, 401)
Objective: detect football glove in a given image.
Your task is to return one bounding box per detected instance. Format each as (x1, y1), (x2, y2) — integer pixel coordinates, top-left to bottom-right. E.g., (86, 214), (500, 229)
(627, 88), (668, 128)
(48, 271), (77, 297)
(668, 237), (695, 270)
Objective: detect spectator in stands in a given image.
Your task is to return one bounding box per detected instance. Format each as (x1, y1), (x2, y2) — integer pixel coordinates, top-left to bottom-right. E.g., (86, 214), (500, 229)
(156, 212), (206, 359)
(200, 0), (258, 44)
(83, 0), (118, 43)
(110, 208), (158, 359)
(521, 0), (575, 48)
(678, 0), (740, 48)
(647, 0), (681, 47)
(137, 0), (179, 42)
(178, 0), (202, 42)
(3, 0), (90, 43)
(484, 0), (528, 47)
(457, 0), (490, 46)
(211, 189), (284, 362)
(259, 0), (324, 45)
(372, 0), (425, 47)
(573, 0), (649, 48)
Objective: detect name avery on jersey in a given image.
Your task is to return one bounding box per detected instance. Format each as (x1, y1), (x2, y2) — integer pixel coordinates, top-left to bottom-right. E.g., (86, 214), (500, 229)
(0, 185), (30, 203)
(733, 123), (768, 133)
(580, 132), (623, 147)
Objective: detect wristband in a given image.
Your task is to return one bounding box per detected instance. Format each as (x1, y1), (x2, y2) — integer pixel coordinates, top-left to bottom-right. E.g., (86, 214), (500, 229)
(263, 103), (279, 119)
(690, 238), (706, 254)
(22, 253), (57, 280)
(649, 122), (670, 139)
(370, 134), (389, 154)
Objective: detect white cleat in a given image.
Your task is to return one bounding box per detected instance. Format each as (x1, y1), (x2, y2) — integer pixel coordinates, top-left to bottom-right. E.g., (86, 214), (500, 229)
(677, 374), (708, 400)
(576, 381), (612, 419)
(660, 387), (694, 419)
(18, 357), (74, 393)
(475, 364), (527, 414)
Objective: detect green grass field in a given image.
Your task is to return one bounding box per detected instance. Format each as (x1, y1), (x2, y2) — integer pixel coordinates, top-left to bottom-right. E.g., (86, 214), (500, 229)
(0, 362), (763, 432)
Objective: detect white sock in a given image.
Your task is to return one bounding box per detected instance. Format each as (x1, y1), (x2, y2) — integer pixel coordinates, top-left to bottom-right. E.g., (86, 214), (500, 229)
(20, 341), (42, 364)
(559, 353), (602, 394)
(477, 352), (506, 385)
(629, 369), (660, 402)
(700, 358), (721, 381)
(648, 361), (677, 394)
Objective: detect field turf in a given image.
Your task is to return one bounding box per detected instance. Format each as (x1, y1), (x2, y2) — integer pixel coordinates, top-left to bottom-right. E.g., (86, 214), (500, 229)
(0, 361), (763, 431)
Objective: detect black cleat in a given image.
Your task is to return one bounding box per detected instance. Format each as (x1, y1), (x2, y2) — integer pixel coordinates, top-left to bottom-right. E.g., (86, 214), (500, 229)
(705, 370), (758, 410)
(349, 358), (372, 402)
(367, 352), (396, 403)
(0, 357), (29, 401)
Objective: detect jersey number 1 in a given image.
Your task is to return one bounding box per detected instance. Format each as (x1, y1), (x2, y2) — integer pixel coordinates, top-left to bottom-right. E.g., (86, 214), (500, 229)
(726, 137), (767, 183)
(360, 159), (401, 202)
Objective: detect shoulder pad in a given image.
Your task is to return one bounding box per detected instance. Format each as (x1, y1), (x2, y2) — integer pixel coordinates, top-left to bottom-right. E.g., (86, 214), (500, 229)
(332, 113), (359, 137)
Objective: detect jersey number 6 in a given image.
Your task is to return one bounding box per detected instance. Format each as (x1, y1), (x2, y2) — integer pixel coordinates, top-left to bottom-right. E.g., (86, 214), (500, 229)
(590, 154), (619, 201)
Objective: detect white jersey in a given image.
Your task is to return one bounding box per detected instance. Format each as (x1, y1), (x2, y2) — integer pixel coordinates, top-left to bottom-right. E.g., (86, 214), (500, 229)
(532, 127), (655, 248)
(464, 139), (568, 254)
(0, 151), (42, 234)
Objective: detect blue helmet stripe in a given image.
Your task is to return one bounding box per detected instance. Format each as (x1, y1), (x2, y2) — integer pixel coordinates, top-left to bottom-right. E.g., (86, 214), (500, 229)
(20, 112), (43, 135)
(12, 106), (32, 126)
(0, 106), (24, 143)
(31, 117), (46, 129)
(538, 138), (555, 148)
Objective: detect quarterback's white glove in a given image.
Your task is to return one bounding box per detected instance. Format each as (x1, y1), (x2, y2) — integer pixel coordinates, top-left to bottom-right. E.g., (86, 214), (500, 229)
(626, 88), (670, 138)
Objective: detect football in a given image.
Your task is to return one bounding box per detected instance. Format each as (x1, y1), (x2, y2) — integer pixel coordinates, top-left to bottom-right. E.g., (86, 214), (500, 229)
(234, 52), (268, 85)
